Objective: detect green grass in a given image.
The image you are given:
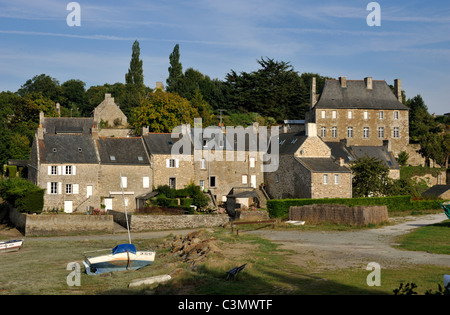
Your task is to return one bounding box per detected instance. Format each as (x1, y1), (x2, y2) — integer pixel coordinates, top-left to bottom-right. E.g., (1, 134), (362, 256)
(395, 220), (450, 255)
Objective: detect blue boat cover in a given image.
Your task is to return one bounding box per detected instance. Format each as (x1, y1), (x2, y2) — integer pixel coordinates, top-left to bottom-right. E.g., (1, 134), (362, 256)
(112, 244), (137, 255)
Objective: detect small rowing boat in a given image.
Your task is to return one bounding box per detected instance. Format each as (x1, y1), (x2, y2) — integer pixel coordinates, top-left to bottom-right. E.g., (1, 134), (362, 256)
(0, 239), (24, 253)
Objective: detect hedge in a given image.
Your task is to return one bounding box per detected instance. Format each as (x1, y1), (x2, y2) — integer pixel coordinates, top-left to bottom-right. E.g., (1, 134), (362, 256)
(0, 178), (44, 214)
(266, 196), (443, 218)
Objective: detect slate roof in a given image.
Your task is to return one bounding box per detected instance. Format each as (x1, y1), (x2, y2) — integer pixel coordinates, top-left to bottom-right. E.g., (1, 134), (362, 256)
(273, 131), (307, 155)
(296, 157), (351, 173)
(39, 134), (99, 164)
(315, 80), (409, 110)
(42, 117), (96, 135)
(349, 146), (400, 169)
(325, 141), (356, 163)
(422, 185), (450, 198)
(96, 137), (149, 165)
(143, 133), (183, 155)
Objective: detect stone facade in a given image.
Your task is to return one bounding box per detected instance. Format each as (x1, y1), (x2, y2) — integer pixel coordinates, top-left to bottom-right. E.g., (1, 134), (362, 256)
(93, 93), (128, 127)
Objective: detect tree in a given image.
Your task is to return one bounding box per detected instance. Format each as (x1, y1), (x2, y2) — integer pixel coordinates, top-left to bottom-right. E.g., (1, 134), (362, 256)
(130, 90), (199, 133)
(123, 40), (145, 117)
(166, 44), (183, 93)
(397, 151), (409, 167)
(350, 157), (391, 197)
(61, 79), (87, 116)
(17, 74), (63, 103)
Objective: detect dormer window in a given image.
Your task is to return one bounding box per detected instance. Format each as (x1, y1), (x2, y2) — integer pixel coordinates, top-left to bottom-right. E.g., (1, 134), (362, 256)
(138, 156), (143, 161)
(110, 155), (116, 161)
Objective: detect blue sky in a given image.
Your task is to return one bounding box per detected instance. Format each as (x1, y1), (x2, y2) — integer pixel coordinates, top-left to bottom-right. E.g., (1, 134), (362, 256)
(0, 0), (449, 115)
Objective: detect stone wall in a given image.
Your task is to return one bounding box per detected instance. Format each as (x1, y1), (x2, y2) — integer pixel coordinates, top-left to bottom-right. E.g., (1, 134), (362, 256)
(8, 206), (114, 236)
(109, 210), (229, 231)
(310, 172), (352, 199)
(289, 204), (389, 226)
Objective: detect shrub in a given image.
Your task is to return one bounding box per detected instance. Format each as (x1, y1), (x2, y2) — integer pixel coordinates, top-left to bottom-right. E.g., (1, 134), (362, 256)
(0, 178), (44, 213)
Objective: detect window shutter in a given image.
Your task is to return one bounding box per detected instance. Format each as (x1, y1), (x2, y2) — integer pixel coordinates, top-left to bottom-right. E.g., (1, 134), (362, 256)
(58, 166), (62, 175)
(72, 165), (76, 175)
(47, 182), (51, 194)
(73, 184), (79, 194)
(166, 159), (170, 168)
(143, 177), (150, 188)
(58, 182), (62, 194)
(175, 159), (179, 168)
(48, 166), (51, 175)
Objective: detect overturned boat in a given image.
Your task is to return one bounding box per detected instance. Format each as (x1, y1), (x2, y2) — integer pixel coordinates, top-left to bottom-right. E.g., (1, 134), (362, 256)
(83, 243), (155, 275)
(0, 239), (23, 253)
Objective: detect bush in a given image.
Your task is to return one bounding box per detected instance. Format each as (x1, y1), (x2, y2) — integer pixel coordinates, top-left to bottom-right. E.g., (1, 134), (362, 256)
(266, 196), (442, 219)
(0, 178), (44, 213)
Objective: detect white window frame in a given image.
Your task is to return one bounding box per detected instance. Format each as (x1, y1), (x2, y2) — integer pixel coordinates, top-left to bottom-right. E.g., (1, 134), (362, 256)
(363, 111), (368, 120)
(348, 111), (353, 119)
(394, 111), (399, 120)
(347, 127), (353, 138)
(242, 175), (248, 185)
(200, 158), (207, 170)
(332, 127), (337, 138)
(379, 111), (384, 119)
(321, 127), (326, 138)
(143, 176), (150, 189)
(393, 127), (400, 138)
(65, 165), (72, 175)
(249, 157), (256, 168)
(321, 110), (326, 119)
(363, 127), (370, 139)
(332, 110), (337, 119)
(323, 174), (328, 185)
(378, 127), (384, 138)
(334, 174), (340, 185)
(121, 176), (127, 189)
(65, 184), (72, 194)
(50, 182), (58, 194)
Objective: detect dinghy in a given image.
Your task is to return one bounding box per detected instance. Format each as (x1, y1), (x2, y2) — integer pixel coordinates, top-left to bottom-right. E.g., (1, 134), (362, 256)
(83, 173), (156, 275)
(0, 239), (23, 253)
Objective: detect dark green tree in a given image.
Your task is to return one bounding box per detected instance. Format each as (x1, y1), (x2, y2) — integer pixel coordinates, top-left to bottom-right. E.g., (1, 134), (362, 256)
(17, 74), (64, 103)
(166, 44), (183, 93)
(350, 157), (391, 197)
(123, 40), (145, 117)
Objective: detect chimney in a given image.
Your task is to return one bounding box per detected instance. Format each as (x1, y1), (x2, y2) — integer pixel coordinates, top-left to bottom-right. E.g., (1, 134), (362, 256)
(91, 125), (99, 140)
(306, 123), (317, 137)
(394, 79), (402, 103)
(55, 102), (61, 117)
(37, 124), (44, 140)
(141, 126), (149, 136)
(310, 77), (317, 108)
(39, 111), (45, 125)
(338, 157), (344, 167)
(383, 139), (391, 152)
(339, 76), (347, 88)
(365, 77), (373, 90)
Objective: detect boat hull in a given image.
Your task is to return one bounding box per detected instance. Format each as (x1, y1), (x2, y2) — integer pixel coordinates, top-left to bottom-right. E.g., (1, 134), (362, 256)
(0, 240), (23, 253)
(83, 250), (155, 275)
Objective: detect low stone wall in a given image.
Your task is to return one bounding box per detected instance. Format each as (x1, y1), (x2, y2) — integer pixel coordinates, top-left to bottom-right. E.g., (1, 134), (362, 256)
(8, 207), (114, 236)
(109, 210), (230, 231)
(234, 210), (270, 221)
(289, 204), (389, 226)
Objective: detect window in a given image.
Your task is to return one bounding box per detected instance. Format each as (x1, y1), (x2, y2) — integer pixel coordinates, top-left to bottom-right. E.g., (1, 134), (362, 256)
(209, 176), (216, 187)
(394, 111), (399, 120)
(275, 174), (280, 183)
(348, 111), (353, 119)
(73, 184), (79, 194)
(65, 165), (72, 175)
(323, 174), (328, 185)
(332, 110), (337, 119)
(393, 127), (400, 138)
(166, 159), (179, 168)
(363, 127), (370, 139)
(138, 156), (143, 162)
(121, 176), (127, 189)
(169, 159), (176, 168)
(200, 158), (207, 169)
(334, 174), (340, 185)
(347, 127), (353, 138)
(66, 184), (72, 194)
(379, 111), (384, 119)
(332, 127), (337, 138)
(51, 166), (57, 175)
(249, 157), (256, 168)
(321, 110), (326, 119)
(242, 175), (248, 185)
(363, 111), (368, 120)
(378, 127), (385, 138)
(321, 127), (326, 138)
(199, 180), (205, 190)
(110, 155), (116, 161)
(143, 177), (150, 188)
(169, 178), (176, 189)
(50, 182), (58, 194)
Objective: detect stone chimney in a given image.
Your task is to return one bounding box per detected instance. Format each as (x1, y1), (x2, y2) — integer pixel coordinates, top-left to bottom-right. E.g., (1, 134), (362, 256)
(310, 77), (317, 108)
(383, 139), (391, 152)
(338, 157), (344, 167)
(339, 76), (347, 88)
(91, 125), (99, 140)
(37, 124), (44, 140)
(55, 102), (61, 117)
(306, 123), (317, 137)
(141, 126), (149, 136)
(394, 79), (402, 103)
(39, 111), (45, 125)
(365, 77), (373, 90)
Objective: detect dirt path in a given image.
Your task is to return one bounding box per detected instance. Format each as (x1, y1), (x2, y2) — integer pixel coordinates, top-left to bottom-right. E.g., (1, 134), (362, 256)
(247, 213), (450, 270)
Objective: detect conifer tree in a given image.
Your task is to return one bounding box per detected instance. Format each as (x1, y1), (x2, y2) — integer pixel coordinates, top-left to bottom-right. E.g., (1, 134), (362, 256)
(166, 44), (183, 93)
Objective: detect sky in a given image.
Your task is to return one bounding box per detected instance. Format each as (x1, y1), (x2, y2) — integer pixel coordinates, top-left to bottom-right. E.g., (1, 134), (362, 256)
(0, 0), (449, 115)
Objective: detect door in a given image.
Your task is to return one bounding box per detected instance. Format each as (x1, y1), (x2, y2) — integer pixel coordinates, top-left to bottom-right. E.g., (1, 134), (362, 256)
(104, 198), (113, 211)
(251, 175), (257, 188)
(64, 201), (73, 213)
(86, 185), (93, 198)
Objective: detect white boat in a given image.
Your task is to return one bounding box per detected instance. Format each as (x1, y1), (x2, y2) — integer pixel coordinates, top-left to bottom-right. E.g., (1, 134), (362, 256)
(0, 239), (23, 253)
(83, 244), (155, 275)
(83, 174), (156, 275)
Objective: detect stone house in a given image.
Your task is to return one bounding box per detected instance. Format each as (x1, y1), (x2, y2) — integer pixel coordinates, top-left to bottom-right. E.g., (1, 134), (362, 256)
(93, 93), (128, 128)
(264, 123), (352, 199)
(305, 77), (410, 157)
